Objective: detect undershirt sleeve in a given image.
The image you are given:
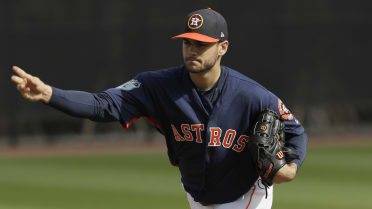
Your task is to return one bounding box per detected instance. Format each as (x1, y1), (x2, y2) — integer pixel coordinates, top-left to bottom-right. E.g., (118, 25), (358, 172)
(47, 73), (156, 127)
(48, 87), (122, 122)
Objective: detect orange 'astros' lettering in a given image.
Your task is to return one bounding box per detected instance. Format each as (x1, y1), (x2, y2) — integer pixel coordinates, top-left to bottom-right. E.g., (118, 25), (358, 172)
(172, 124), (250, 153)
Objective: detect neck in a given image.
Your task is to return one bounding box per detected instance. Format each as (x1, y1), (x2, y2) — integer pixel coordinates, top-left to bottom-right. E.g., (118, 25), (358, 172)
(189, 64), (221, 91)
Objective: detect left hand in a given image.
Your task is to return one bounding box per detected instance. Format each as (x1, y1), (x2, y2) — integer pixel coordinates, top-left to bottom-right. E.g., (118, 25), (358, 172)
(272, 163), (298, 184)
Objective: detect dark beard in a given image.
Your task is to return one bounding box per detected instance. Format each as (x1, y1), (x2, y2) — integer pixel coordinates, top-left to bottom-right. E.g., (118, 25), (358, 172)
(185, 54), (219, 74)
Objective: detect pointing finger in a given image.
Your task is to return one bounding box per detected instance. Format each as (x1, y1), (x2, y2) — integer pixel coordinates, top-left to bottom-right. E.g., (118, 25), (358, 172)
(12, 66), (33, 80)
(11, 75), (25, 84)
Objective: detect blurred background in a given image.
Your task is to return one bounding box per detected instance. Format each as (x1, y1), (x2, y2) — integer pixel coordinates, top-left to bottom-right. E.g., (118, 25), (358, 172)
(1, 0), (372, 145)
(0, 0), (371, 209)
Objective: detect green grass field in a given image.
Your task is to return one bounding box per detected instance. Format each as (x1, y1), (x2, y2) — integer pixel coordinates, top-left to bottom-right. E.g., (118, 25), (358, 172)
(0, 145), (371, 209)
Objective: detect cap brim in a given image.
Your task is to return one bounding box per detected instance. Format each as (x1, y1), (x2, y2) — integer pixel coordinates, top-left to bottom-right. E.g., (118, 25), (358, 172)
(172, 32), (219, 43)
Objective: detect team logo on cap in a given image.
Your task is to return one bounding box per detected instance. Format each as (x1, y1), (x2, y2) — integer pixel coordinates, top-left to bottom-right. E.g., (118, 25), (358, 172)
(188, 14), (203, 30)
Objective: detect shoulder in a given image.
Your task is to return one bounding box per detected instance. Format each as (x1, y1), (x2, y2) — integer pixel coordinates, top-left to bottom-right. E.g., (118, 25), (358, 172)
(224, 66), (285, 120)
(137, 66), (185, 82)
(113, 66), (184, 93)
(224, 66), (274, 98)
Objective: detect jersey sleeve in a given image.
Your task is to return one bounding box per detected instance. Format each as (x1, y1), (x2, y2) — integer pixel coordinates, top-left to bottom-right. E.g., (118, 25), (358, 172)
(262, 92), (308, 169)
(103, 73), (157, 128)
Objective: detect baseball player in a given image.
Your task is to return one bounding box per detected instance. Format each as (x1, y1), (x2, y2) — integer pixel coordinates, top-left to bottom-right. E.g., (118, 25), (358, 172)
(11, 8), (307, 209)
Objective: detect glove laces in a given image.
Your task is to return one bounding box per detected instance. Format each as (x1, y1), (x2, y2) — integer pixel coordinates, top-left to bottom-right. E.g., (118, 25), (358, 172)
(257, 178), (269, 199)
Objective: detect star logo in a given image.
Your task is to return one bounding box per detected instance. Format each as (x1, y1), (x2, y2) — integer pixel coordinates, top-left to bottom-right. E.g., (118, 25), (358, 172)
(188, 14), (203, 30)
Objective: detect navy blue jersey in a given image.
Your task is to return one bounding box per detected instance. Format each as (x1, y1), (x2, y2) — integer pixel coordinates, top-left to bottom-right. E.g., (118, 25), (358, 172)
(48, 65), (307, 204)
(98, 65), (307, 203)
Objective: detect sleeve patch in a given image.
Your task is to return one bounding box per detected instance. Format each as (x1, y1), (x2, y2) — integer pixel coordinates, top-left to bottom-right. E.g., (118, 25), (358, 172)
(116, 79), (141, 91)
(278, 98), (294, 120)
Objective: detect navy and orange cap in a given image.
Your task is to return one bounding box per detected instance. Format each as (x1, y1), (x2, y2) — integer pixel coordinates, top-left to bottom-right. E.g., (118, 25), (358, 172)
(172, 8), (228, 43)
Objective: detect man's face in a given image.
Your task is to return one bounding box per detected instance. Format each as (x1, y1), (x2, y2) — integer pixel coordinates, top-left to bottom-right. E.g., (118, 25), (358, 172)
(182, 39), (220, 73)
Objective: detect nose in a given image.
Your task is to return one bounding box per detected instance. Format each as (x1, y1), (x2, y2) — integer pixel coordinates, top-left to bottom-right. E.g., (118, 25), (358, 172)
(187, 44), (199, 56)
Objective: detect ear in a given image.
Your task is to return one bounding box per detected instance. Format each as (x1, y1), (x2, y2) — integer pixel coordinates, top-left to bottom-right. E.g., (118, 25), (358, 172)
(218, 41), (229, 56)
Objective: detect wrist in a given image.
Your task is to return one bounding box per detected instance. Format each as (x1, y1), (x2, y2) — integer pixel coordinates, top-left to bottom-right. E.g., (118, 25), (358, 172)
(42, 85), (53, 103)
(273, 163), (298, 184)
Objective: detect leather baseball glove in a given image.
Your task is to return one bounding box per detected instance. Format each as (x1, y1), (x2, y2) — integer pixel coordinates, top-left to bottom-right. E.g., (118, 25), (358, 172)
(249, 109), (299, 187)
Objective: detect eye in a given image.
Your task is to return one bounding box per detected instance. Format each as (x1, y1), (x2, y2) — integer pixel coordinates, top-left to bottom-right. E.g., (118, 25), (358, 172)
(197, 43), (207, 47)
(195, 41), (208, 47)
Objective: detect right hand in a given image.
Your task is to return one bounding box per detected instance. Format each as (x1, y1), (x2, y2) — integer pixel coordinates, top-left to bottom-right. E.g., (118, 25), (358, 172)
(11, 66), (53, 103)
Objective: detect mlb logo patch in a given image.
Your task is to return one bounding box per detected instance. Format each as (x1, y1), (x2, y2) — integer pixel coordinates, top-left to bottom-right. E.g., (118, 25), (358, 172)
(117, 79), (141, 91)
